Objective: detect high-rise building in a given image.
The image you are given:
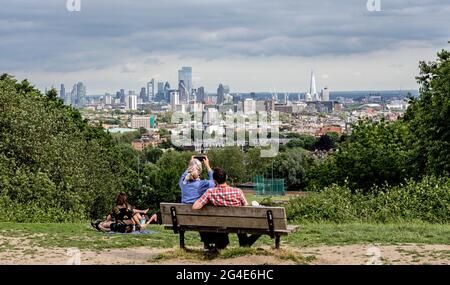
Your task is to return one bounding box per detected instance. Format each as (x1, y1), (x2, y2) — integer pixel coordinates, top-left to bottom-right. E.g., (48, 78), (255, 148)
(306, 70), (318, 101)
(77, 82), (86, 107)
(60, 84), (65, 100)
(321, 87), (330, 101)
(178, 80), (188, 104)
(126, 94), (137, 110)
(164, 82), (171, 102)
(68, 82), (86, 107)
(139, 87), (147, 101)
(309, 70), (317, 97)
(120, 89), (125, 103)
(147, 79), (155, 102)
(104, 93), (112, 105)
(170, 91), (179, 111)
(178, 67), (192, 99)
(157, 82), (164, 93)
(217, 84), (225, 105)
(196, 86), (206, 103)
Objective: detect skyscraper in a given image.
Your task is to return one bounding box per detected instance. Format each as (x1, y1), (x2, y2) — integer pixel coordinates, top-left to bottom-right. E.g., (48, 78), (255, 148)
(147, 79), (155, 102)
(164, 82), (171, 102)
(126, 94), (137, 110)
(178, 67), (192, 99)
(196, 86), (206, 103)
(76, 82), (86, 107)
(60, 84), (65, 100)
(170, 91), (179, 111)
(139, 87), (147, 101)
(217, 84), (225, 105)
(178, 80), (188, 104)
(120, 89), (125, 103)
(321, 87), (330, 101)
(309, 70), (317, 97)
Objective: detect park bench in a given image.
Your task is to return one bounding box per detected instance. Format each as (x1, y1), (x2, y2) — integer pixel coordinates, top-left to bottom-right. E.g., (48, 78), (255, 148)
(160, 202), (298, 249)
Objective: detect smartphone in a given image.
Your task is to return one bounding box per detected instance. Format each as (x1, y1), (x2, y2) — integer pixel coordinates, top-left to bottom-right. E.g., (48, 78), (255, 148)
(194, 155), (206, 162)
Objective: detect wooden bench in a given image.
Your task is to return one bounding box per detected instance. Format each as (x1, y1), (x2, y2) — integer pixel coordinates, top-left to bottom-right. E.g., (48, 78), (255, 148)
(160, 202), (298, 249)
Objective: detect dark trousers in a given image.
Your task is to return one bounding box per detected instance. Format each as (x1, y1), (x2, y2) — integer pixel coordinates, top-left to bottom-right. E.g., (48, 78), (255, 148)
(199, 232), (229, 249)
(237, 234), (261, 247)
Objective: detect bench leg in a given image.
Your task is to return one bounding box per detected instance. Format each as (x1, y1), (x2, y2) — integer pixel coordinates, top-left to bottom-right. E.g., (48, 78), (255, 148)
(179, 230), (186, 249)
(275, 234), (281, 249)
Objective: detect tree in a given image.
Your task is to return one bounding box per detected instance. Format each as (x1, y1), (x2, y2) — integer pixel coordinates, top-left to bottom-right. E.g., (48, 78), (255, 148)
(286, 134), (317, 150)
(265, 148), (316, 191)
(311, 119), (412, 191)
(403, 49), (450, 176)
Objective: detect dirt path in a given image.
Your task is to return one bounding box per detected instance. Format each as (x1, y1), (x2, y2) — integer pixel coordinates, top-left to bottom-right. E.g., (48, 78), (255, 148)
(1, 236), (449, 265)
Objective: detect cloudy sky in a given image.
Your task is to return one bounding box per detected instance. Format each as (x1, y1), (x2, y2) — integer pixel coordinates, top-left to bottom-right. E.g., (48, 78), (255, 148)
(1, 0), (449, 94)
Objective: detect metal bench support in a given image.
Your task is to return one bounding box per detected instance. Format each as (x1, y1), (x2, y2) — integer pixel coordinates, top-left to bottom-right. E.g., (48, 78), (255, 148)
(266, 210), (275, 239)
(170, 206), (178, 234)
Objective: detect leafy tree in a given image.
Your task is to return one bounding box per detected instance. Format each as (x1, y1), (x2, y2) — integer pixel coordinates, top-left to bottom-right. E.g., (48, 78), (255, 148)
(286, 134), (317, 150)
(403, 49), (450, 176)
(310, 119), (412, 191)
(265, 148), (316, 191)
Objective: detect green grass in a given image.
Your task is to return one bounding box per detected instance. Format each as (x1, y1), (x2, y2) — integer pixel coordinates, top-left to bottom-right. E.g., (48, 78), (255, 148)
(0, 222), (449, 252)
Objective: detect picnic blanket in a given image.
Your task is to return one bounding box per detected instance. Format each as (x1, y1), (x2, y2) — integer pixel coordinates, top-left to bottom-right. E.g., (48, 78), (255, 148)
(107, 230), (158, 235)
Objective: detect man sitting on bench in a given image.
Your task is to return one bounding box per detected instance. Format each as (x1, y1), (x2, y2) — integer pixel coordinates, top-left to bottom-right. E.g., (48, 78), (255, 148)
(192, 167), (261, 250)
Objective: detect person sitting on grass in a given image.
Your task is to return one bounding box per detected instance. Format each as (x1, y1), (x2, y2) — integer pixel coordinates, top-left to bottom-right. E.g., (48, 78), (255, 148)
(192, 167), (261, 251)
(92, 192), (157, 233)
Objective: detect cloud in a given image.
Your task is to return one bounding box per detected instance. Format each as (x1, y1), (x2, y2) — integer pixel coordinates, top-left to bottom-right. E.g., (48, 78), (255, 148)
(0, 0), (449, 92)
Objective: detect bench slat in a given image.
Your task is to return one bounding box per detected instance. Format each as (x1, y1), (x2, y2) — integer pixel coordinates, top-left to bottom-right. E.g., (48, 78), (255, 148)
(162, 214), (288, 230)
(161, 203), (287, 219)
(164, 225), (291, 236)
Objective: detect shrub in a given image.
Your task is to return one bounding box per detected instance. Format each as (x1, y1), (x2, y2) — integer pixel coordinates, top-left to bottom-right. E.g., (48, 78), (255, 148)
(286, 176), (450, 223)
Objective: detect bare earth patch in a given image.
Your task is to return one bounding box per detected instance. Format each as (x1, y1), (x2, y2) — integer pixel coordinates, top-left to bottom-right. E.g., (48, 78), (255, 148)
(1, 235), (449, 265)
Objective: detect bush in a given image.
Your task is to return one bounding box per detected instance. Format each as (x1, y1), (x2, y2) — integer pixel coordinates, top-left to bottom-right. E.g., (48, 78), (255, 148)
(286, 176), (450, 223)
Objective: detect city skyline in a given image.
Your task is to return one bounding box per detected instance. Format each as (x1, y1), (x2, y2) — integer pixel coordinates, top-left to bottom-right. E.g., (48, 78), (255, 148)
(1, 1), (449, 93)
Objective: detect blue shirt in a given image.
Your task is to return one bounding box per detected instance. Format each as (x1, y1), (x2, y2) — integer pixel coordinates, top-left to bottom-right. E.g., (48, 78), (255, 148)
(179, 170), (215, 204)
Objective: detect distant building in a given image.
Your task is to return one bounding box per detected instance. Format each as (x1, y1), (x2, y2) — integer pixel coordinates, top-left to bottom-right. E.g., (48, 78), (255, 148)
(132, 138), (159, 151)
(120, 89), (126, 104)
(170, 91), (179, 111)
(178, 80), (188, 104)
(217, 84), (225, 105)
(139, 87), (147, 101)
(196, 86), (206, 103)
(315, 126), (343, 137)
(205, 108), (219, 124)
(147, 79), (155, 102)
(131, 115), (156, 129)
(178, 67), (192, 99)
(125, 95), (137, 110)
(243, 98), (256, 114)
(60, 84), (65, 100)
(321, 87), (330, 101)
(104, 93), (112, 105)
(274, 104), (293, 114)
(264, 99), (276, 113)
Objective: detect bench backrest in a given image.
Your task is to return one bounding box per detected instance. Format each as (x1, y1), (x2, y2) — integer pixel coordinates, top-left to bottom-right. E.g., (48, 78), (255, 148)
(160, 203), (288, 231)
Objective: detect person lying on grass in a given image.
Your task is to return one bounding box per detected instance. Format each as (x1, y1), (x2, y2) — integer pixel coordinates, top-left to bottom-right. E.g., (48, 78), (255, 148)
(192, 167), (261, 251)
(92, 192), (158, 233)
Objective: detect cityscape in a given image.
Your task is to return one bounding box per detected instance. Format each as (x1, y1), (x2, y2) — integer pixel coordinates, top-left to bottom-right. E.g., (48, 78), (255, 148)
(2, 0), (450, 268)
(52, 66), (414, 152)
